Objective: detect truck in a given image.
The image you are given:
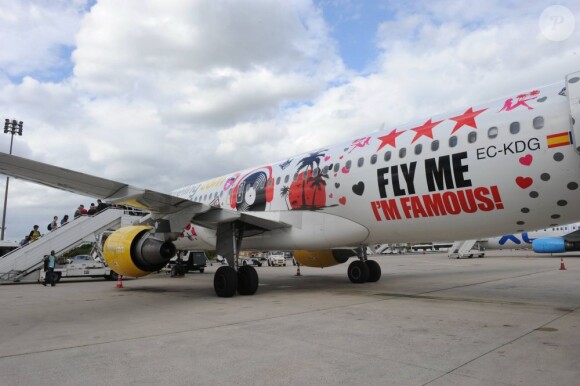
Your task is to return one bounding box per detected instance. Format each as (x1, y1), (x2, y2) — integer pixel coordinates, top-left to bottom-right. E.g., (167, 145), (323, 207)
(166, 250), (208, 276)
(39, 254), (118, 283)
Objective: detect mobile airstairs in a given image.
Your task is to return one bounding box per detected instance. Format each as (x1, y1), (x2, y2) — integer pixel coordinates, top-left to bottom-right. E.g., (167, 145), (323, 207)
(447, 240), (485, 259)
(0, 209), (143, 283)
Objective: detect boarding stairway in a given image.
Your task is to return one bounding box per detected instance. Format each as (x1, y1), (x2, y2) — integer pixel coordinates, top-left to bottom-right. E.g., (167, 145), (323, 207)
(448, 239), (485, 259)
(0, 209), (143, 283)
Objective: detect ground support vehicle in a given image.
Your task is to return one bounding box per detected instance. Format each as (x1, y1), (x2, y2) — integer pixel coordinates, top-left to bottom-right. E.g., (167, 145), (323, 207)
(39, 254), (118, 283)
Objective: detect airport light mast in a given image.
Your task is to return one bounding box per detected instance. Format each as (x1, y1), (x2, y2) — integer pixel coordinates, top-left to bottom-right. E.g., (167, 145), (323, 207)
(1, 119), (23, 240)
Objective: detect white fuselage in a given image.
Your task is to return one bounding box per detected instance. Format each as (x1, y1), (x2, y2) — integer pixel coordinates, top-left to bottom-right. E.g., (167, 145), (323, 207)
(173, 81), (580, 251)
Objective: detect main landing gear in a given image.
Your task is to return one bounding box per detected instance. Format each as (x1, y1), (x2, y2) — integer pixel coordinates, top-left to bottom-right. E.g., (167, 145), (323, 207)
(347, 246), (381, 284)
(213, 222), (259, 297)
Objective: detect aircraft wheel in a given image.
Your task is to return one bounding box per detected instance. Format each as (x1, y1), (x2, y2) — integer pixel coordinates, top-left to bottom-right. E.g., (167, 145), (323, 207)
(214, 266), (238, 297)
(366, 260), (381, 282)
(237, 265), (259, 295)
(348, 260), (369, 284)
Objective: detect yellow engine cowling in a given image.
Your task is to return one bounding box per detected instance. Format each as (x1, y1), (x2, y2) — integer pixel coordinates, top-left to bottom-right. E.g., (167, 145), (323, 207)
(293, 249), (357, 268)
(103, 226), (177, 277)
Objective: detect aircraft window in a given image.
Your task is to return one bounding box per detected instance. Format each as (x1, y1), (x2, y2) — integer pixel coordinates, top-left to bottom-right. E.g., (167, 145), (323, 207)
(268, 178), (273, 187)
(345, 160), (352, 170)
(488, 126), (498, 138)
(284, 175), (289, 183)
(510, 121), (520, 134)
(533, 116), (544, 129)
(431, 140), (439, 152)
(203, 194), (207, 201)
(357, 157), (364, 167)
(449, 135), (458, 147)
(384, 151), (391, 162)
(468, 131), (477, 143)
(293, 173), (298, 181)
(334, 163), (340, 173)
(399, 147), (406, 158)
(322, 166), (329, 174)
(313, 168), (319, 177)
(276, 177), (281, 185)
(370, 154), (377, 165)
(414, 144), (422, 155)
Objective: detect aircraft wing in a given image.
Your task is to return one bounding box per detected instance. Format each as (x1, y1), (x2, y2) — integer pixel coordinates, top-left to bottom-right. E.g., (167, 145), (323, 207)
(0, 152), (289, 231)
(562, 229), (580, 242)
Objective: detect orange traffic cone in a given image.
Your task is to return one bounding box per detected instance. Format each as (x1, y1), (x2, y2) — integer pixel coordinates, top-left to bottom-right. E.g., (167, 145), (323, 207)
(559, 258), (567, 271)
(115, 274), (124, 288)
(295, 264), (301, 277)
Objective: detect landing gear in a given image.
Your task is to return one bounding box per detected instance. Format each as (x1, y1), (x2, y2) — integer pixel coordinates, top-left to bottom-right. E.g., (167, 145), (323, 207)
(237, 265), (258, 295)
(348, 245), (381, 283)
(348, 260), (369, 283)
(214, 266), (238, 297)
(213, 221), (260, 297)
(366, 260), (381, 282)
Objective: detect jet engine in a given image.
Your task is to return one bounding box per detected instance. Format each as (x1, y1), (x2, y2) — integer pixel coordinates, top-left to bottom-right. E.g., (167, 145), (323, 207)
(103, 226), (177, 277)
(532, 238), (580, 253)
(293, 249), (357, 268)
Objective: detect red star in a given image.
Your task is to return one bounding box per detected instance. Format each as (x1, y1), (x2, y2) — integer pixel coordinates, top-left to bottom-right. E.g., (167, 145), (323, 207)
(449, 107), (488, 134)
(411, 119), (443, 143)
(376, 128), (404, 151)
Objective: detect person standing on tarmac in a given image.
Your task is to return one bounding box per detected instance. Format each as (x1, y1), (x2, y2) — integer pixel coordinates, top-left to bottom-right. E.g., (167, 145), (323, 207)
(43, 250), (57, 287)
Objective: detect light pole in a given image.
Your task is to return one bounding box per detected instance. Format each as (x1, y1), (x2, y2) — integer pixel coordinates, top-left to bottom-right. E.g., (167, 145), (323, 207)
(1, 119), (23, 240)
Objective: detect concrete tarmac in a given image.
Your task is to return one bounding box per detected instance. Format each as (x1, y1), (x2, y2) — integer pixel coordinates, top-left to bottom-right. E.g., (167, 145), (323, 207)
(0, 251), (579, 385)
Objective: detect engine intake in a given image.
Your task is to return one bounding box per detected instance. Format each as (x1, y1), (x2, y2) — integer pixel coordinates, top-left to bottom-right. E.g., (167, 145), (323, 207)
(104, 226), (176, 277)
(532, 238), (580, 253)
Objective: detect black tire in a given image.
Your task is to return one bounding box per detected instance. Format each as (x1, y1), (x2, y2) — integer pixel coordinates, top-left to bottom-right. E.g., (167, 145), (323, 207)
(242, 260), (247, 266)
(237, 265), (259, 295)
(214, 266), (237, 297)
(348, 260), (369, 284)
(53, 272), (62, 283)
(366, 260), (381, 282)
(106, 271), (119, 281)
(170, 265), (178, 277)
(199, 268), (204, 273)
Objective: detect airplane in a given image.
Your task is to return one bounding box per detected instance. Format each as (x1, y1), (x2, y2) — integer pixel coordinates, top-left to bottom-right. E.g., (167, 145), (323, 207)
(1, 70), (580, 297)
(480, 222), (580, 253)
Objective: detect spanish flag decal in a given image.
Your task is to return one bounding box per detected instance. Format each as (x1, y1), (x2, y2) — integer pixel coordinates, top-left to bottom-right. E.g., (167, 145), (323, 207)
(546, 131), (572, 148)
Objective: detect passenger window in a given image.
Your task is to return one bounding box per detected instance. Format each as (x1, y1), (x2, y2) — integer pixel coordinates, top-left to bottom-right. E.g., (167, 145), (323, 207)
(357, 157), (364, 167)
(384, 151), (391, 162)
(399, 147), (406, 158)
(322, 166), (329, 174)
(276, 177), (281, 185)
(370, 154), (377, 165)
(313, 168), (319, 177)
(333, 163), (340, 173)
(284, 175), (289, 183)
(488, 126), (498, 138)
(431, 140), (439, 152)
(510, 121), (520, 134)
(345, 160), (352, 170)
(468, 131), (477, 143)
(293, 173), (298, 181)
(414, 144), (422, 155)
(449, 136), (457, 147)
(533, 116), (544, 129)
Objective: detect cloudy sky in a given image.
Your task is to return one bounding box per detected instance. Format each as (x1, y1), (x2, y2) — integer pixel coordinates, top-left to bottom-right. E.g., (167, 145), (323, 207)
(0, 0), (578, 241)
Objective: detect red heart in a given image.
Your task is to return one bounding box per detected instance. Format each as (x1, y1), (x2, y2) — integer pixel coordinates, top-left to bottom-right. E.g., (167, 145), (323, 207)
(329, 193), (333, 198)
(324, 156), (330, 161)
(519, 154), (533, 166)
(339, 155), (344, 160)
(341, 167), (350, 174)
(516, 176), (533, 189)
(339, 197), (346, 205)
